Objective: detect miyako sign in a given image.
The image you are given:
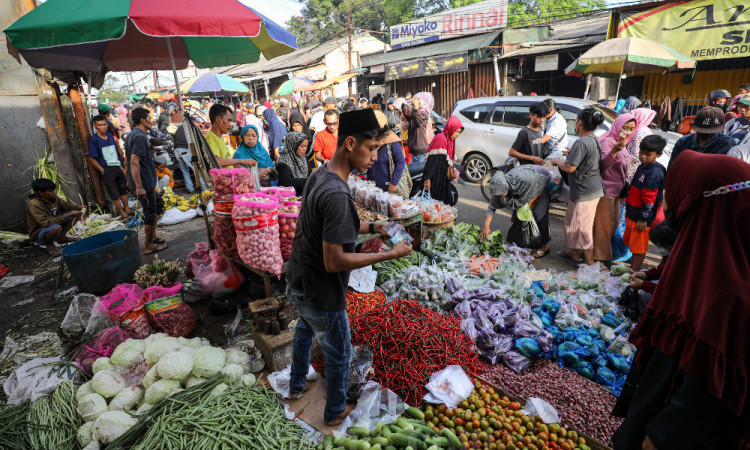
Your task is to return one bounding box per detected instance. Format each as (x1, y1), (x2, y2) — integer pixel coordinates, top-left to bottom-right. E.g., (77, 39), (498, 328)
(390, 0), (508, 49)
(618, 0), (750, 60)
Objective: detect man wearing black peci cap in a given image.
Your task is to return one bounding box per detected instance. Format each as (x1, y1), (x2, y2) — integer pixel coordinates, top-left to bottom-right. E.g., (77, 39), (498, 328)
(285, 109), (413, 426)
(669, 106), (737, 168)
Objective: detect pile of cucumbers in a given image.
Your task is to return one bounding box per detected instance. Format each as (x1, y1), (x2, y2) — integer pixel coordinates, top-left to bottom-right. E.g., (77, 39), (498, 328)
(316, 407), (460, 450)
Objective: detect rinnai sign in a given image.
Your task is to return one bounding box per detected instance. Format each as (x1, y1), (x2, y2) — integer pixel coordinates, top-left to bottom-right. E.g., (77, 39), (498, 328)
(390, 0), (508, 49)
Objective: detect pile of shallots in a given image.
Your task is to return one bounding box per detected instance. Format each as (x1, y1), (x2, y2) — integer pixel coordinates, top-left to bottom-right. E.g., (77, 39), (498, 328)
(232, 193), (283, 276)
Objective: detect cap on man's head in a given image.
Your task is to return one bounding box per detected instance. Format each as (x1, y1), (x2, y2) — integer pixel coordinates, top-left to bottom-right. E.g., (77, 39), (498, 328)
(154, 153), (170, 165)
(692, 106), (726, 133)
(97, 103), (110, 114)
(387, 97), (395, 105)
(339, 108), (381, 136)
(738, 93), (750, 106)
(324, 97), (337, 105)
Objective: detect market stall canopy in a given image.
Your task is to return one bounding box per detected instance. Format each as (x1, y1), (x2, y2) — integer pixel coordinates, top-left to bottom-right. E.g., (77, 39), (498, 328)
(159, 92), (176, 102)
(3, 0), (298, 73)
(564, 37), (695, 78)
(180, 73), (250, 96)
(272, 78), (313, 96)
(298, 72), (361, 92)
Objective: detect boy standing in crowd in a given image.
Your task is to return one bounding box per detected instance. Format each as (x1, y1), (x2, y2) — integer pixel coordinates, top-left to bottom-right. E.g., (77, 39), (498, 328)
(26, 178), (82, 256)
(625, 135), (668, 271)
(88, 115), (131, 219)
(508, 102), (550, 165)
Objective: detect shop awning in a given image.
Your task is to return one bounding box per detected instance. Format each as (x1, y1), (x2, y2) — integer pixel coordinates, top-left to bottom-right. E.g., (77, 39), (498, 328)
(499, 36), (604, 59)
(298, 72), (361, 92)
(361, 31), (500, 68)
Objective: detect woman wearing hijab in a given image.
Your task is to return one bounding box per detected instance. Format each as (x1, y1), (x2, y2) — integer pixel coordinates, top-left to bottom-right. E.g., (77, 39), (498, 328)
(246, 105), (270, 150)
(233, 125), (274, 185)
(594, 113), (636, 262)
(116, 105), (131, 135)
(276, 132), (312, 195)
(481, 165), (553, 258)
(262, 107), (287, 160)
(289, 110), (316, 170)
(626, 108), (656, 182)
(422, 116), (463, 205)
(612, 151), (750, 450)
(367, 111), (406, 193)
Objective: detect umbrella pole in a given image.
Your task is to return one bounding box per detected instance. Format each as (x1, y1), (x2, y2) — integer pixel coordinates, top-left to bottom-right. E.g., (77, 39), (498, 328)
(166, 37), (213, 248)
(615, 65), (624, 102)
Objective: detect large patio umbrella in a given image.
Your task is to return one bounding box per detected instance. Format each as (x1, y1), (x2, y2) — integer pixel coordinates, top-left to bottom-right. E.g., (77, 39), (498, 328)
(565, 37), (695, 99)
(273, 78), (313, 96)
(181, 73), (250, 96)
(4, 0), (297, 246)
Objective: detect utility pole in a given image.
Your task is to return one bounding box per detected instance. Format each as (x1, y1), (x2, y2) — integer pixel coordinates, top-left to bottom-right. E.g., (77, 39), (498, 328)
(153, 70), (159, 90)
(347, 10), (353, 98)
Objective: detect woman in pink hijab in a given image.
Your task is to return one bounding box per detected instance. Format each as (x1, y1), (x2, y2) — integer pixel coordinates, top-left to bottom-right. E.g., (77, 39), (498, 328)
(116, 105), (131, 135)
(625, 108), (656, 181)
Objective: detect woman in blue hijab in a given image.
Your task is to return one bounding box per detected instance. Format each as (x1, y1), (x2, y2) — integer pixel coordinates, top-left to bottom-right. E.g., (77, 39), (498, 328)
(262, 108), (287, 160)
(233, 125), (274, 169)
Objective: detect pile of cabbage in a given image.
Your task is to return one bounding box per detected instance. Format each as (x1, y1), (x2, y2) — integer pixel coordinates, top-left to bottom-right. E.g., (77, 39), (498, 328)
(74, 334), (259, 448)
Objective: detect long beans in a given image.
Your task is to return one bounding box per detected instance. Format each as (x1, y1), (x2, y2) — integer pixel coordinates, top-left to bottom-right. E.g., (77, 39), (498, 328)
(108, 378), (314, 450)
(0, 401), (34, 450)
(25, 381), (82, 450)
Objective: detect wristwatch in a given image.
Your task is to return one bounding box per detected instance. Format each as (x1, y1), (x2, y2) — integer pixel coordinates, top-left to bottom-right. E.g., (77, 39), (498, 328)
(369, 222), (375, 234)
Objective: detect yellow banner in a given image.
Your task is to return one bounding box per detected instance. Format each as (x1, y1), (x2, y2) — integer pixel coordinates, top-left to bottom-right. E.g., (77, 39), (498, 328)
(618, 0), (750, 60)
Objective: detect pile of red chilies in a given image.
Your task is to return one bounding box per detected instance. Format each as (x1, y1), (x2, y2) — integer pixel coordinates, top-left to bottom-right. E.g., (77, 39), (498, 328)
(349, 299), (480, 405)
(346, 290), (387, 321)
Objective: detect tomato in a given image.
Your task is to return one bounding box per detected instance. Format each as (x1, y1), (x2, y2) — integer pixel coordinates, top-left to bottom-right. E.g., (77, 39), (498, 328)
(508, 402), (520, 411)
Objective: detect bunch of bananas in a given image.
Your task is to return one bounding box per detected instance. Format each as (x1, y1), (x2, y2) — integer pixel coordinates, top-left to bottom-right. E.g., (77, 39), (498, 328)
(162, 187), (193, 211)
(189, 189), (213, 208)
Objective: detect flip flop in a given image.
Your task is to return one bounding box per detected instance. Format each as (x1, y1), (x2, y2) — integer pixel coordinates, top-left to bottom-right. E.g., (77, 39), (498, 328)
(532, 248), (550, 258)
(153, 237), (166, 245)
(144, 243), (168, 255)
(557, 251), (583, 263)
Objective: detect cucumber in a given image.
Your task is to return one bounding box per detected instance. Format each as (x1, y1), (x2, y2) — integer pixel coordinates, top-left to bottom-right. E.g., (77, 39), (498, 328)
(426, 437), (449, 447)
(369, 430), (379, 438)
(388, 433), (426, 450)
(411, 423), (437, 437)
(394, 417), (415, 430)
(440, 428), (461, 449)
(369, 437), (389, 446)
(426, 446), (438, 450)
(396, 429), (426, 440)
(370, 445), (381, 450)
(347, 426), (370, 438)
(341, 439), (371, 450)
(387, 424), (401, 434)
(323, 435), (335, 450)
(381, 424), (392, 439)
(404, 406), (424, 420)
(384, 446), (396, 450)
(376, 422), (386, 434)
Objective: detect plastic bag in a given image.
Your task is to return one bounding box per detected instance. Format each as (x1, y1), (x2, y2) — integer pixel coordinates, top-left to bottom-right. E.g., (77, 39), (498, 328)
(332, 380), (407, 438)
(97, 284), (157, 339)
(233, 193), (283, 276)
(210, 168), (254, 202)
(515, 337), (541, 358)
(576, 262), (604, 285)
(503, 351), (531, 372)
(74, 326), (130, 375)
(278, 204), (299, 261)
(193, 250), (245, 297)
(180, 279), (211, 304)
(506, 210), (543, 249)
(460, 318), (478, 340)
(60, 293), (98, 340)
(143, 283), (196, 337)
(522, 398), (560, 424)
(423, 365), (474, 409)
(213, 211), (239, 259)
(3, 357), (71, 405)
(185, 242), (210, 279)
(347, 345), (374, 401)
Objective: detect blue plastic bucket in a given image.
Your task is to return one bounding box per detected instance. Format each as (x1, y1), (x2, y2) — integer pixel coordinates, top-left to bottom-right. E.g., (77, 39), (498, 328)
(62, 230), (142, 295)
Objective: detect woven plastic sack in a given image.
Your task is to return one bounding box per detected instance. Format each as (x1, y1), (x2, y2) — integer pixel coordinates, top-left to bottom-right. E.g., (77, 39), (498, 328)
(210, 168), (254, 202)
(143, 283), (196, 338)
(233, 193), (283, 276)
(74, 326), (130, 375)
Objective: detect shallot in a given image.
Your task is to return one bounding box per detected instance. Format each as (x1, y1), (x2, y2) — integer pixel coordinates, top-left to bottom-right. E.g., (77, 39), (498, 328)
(210, 168), (254, 202)
(232, 194), (283, 276)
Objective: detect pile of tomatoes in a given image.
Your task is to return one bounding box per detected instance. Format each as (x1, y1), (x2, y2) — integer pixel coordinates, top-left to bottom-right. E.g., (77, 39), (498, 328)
(421, 381), (592, 450)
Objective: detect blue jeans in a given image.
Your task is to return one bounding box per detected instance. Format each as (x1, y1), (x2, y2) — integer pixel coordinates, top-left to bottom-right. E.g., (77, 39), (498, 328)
(411, 153), (427, 164)
(287, 286), (352, 422)
(175, 147), (207, 193)
(37, 218), (72, 246)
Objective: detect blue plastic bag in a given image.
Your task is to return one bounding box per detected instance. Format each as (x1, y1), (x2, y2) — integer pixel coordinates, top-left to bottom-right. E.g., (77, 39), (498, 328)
(612, 204), (632, 262)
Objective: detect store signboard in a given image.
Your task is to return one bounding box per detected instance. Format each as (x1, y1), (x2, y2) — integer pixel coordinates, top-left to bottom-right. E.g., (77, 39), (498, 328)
(385, 52), (468, 81)
(390, 0), (507, 49)
(618, 0), (750, 60)
(534, 54), (558, 72)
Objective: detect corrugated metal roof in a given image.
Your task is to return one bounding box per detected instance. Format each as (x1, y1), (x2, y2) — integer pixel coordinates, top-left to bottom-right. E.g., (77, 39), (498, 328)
(215, 33), (381, 78)
(500, 12), (609, 60)
(361, 31), (501, 67)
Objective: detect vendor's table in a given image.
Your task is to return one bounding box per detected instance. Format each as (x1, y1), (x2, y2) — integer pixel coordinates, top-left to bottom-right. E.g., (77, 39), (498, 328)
(222, 254), (287, 298)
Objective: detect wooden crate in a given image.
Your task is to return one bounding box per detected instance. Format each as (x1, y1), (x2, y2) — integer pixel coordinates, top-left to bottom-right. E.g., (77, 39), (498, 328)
(254, 329), (295, 372)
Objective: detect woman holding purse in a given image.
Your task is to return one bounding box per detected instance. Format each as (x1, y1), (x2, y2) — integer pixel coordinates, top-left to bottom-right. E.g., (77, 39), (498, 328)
(422, 115), (463, 205)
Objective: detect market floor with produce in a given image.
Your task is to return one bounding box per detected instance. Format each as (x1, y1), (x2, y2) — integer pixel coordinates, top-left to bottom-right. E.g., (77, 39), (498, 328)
(0, 182), (658, 450)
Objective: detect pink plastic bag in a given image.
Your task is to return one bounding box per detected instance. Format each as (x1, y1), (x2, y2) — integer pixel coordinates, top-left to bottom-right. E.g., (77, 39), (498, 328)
(193, 250), (245, 297)
(74, 326), (129, 375)
(233, 193), (283, 276)
(275, 187), (296, 198)
(210, 168), (254, 202)
(143, 283), (197, 338)
(278, 204), (300, 262)
(186, 241), (210, 279)
(97, 284), (158, 338)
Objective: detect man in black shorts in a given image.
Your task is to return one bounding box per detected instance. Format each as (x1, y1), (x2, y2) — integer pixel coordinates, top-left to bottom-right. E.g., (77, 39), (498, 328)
(88, 115), (131, 219)
(126, 107), (167, 254)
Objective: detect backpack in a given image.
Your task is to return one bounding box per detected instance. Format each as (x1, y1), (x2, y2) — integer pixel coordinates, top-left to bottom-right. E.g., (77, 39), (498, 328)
(678, 116), (694, 135)
(729, 125), (750, 146)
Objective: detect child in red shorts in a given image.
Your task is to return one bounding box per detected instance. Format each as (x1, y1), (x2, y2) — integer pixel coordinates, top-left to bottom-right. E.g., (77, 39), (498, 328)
(624, 135), (667, 271)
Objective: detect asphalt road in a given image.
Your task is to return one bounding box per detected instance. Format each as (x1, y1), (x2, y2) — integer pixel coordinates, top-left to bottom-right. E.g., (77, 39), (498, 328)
(452, 182), (660, 272)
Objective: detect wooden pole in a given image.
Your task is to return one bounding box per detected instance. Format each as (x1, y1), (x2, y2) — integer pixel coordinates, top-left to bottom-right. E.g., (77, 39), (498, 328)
(69, 83), (101, 206)
(347, 11), (353, 98)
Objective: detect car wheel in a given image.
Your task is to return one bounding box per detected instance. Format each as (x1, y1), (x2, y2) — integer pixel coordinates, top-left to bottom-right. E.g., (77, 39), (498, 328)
(480, 168), (498, 202)
(463, 154), (491, 183)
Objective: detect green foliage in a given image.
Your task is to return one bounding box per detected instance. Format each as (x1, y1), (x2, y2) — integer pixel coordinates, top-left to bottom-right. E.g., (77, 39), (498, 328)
(507, 0), (605, 27)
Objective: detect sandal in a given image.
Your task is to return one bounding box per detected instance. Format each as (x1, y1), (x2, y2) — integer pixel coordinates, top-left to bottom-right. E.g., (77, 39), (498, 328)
(153, 237), (166, 245)
(557, 251), (583, 263)
(144, 243), (168, 255)
(532, 248), (550, 258)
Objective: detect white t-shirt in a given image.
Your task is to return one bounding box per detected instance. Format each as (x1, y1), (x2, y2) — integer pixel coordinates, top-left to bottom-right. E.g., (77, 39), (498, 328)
(545, 112), (568, 160)
(309, 111), (325, 133)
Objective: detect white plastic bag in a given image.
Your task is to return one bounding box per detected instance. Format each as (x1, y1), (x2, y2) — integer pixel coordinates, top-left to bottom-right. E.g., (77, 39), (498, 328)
(348, 266), (377, 293)
(196, 201), (215, 217)
(267, 365), (320, 399)
(422, 365), (474, 409)
(332, 381), (407, 438)
(3, 357), (73, 405)
(0, 275), (35, 289)
(158, 207), (198, 226)
(521, 398), (559, 424)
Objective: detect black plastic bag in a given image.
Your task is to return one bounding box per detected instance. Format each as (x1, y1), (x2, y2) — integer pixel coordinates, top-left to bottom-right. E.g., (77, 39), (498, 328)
(347, 345), (374, 401)
(506, 211), (543, 249)
(618, 287), (641, 321)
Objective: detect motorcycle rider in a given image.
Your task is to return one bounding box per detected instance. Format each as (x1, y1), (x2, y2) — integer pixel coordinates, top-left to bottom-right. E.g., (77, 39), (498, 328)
(709, 89), (732, 112)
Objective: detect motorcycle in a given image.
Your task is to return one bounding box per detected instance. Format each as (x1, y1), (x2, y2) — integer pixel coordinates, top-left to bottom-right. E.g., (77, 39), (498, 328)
(480, 157), (519, 202)
(408, 159), (465, 207)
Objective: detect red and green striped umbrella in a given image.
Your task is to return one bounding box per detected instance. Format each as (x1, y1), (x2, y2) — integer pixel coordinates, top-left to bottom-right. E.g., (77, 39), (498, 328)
(3, 0), (297, 72)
